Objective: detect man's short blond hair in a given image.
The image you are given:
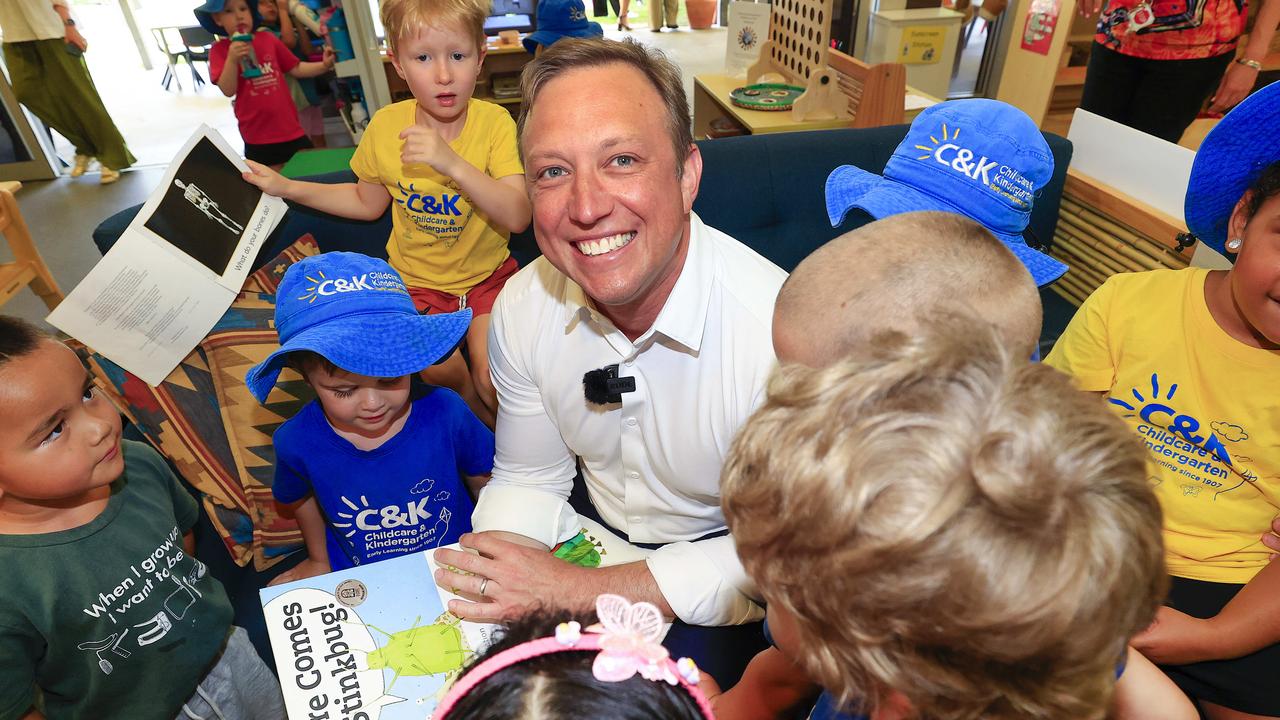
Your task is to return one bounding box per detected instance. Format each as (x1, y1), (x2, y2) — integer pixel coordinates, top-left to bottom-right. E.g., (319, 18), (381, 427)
(774, 212), (1043, 366)
(722, 320), (1166, 720)
(517, 38), (692, 173)
(381, 0), (488, 54)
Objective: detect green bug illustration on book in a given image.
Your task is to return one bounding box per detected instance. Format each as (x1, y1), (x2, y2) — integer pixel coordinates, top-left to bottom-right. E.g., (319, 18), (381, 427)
(365, 611), (472, 693)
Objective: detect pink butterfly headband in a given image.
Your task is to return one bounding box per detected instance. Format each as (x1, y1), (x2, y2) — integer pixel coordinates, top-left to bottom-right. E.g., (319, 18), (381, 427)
(432, 594), (716, 719)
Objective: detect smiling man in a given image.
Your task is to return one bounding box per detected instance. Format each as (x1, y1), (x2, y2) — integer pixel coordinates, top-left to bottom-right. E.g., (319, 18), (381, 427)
(432, 38), (786, 684)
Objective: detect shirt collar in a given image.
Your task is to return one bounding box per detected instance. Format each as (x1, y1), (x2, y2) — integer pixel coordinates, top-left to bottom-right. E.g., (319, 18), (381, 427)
(562, 212), (714, 354)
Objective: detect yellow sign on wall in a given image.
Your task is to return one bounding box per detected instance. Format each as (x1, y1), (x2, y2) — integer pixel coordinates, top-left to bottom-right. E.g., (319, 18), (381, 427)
(899, 26), (946, 64)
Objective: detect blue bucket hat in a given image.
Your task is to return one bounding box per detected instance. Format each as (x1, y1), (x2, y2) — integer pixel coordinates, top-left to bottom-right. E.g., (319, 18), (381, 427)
(1184, 81), (1280, 260)
(825, 98), (1068, 287)
(194, 0), (263, 36)
(244, 252), (471, 403)
(523, 0), (603, 53)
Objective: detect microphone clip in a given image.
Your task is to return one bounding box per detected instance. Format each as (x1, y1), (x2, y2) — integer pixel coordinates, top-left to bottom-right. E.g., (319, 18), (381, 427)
(583, 364), (636, 405)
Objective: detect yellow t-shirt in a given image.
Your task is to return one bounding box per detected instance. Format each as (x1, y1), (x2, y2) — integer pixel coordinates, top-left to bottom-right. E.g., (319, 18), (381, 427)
(1046, 268), (1280, 584)
(350, 98), (524, 295)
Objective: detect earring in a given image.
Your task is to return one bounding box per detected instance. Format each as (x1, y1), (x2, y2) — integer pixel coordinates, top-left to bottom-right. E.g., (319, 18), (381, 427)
(1226, 236), (1243, 252)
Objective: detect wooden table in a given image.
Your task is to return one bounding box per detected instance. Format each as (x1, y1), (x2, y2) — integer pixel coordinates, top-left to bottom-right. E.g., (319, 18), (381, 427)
(693, 73), (942, 139)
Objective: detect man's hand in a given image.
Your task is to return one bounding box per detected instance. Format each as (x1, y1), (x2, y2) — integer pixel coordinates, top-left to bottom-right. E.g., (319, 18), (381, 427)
(242, 159), (292, 196)
(1130, 606), (1219, 665)
(1209, 62), (1259, 113)
(400, 124), (456, 173)
(65, 25), (88, 52)
(268, 558), (331, 587)
(433, 532), (594, 623)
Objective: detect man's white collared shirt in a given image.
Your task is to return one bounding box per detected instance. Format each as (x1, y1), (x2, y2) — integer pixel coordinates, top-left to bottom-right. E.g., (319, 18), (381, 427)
(0, 0), (70, 43)
(475, 212), (786, 626)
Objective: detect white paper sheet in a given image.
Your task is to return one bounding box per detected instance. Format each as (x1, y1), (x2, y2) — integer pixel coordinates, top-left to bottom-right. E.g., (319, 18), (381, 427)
(48, 126), (286, 385)
(724, 1), (772, 78)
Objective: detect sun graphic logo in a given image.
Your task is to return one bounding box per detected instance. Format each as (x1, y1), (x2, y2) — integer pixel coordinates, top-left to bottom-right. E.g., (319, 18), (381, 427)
(1109, 372), (1234, 468)
(737, 27), (758, 50)
(913, 123), (999, 185)
(298, 270), (327, 304)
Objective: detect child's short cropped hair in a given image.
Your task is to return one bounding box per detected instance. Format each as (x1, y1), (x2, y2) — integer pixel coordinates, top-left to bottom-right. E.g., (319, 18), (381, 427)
(0, 315), (47, 368)
(722, 319), (1166, 720)
(381, 0), (489, 54)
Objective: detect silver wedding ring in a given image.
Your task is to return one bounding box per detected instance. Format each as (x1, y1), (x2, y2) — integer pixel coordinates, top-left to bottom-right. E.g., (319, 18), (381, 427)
(479, 577), (490, 596)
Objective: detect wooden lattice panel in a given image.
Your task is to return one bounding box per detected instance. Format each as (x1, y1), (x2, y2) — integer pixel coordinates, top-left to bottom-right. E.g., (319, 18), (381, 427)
(766, 0), (834, 82)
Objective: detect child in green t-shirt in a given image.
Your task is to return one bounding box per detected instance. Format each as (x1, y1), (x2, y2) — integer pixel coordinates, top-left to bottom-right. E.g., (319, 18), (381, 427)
(0, 316), (283, 720)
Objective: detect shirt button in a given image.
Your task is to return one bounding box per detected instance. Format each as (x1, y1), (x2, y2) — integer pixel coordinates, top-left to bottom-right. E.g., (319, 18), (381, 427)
(628, 471), (640, 480)
(624, 359), (634, 368)
(630, 516), (644, 524)
(626, 417), (638, 426)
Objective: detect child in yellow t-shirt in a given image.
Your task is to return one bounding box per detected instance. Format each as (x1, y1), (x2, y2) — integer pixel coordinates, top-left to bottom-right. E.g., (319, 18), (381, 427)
(244, 0), (531, 427)
(1047, 82), (1280, 718)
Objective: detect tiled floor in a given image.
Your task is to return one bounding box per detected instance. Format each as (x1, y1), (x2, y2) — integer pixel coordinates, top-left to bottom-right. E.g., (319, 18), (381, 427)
(1, 24), (726, 329)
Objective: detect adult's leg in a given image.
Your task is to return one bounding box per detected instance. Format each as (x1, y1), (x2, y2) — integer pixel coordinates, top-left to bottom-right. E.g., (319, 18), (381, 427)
(3, 39), (135, 169)
(663, 0), (680, 27)
(1125, 51), (1234, 143)
(1079, 42), (1144, 128)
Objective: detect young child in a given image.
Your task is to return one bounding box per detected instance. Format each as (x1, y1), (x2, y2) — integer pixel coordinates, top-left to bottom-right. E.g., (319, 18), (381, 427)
(716, 212), (1196, 720)
(1046, 81), (1280, 720)
(256, 0), (328, 148)
(0, 316), (283, 719)
(720, 317), (1169, 720)
(195, 0), (335, 168)
(432, 595), (716, 719)
(245, 252), (495, 585)
(243, 0), (533, 428)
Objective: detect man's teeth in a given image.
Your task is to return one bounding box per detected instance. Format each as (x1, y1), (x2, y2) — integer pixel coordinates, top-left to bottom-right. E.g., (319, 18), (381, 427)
(576, 232), (635, 257)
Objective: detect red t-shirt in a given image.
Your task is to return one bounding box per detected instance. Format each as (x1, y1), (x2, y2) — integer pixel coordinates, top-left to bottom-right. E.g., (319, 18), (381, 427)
(1095, 0), (1247, 60)
(210, 31), (304, 144)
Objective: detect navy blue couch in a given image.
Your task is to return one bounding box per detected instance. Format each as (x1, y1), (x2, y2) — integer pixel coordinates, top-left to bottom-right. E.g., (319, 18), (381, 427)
(93, 124), (1073, 669)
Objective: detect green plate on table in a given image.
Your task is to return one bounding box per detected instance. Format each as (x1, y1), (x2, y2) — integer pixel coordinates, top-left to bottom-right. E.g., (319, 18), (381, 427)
(729, 83), (805, 111)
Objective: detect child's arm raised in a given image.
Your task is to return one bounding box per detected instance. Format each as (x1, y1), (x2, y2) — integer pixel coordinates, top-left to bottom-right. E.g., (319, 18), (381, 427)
(400, 125), (532, 233)
(243, 162), (392, 221)
(289, 46), (335, 79)
(268, 497), (332, 586)
(215, 40), (251, 97)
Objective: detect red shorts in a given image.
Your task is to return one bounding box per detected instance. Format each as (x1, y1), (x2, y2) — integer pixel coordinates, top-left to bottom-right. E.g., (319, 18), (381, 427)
(407, 255), (518, 316)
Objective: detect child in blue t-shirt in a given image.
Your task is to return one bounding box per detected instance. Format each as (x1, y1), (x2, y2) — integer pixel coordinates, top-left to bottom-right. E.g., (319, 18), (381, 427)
(245, 252), (493, 585)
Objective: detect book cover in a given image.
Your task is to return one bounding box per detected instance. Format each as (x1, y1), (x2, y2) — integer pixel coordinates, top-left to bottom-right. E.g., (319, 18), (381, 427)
(259, 547), (496, 719)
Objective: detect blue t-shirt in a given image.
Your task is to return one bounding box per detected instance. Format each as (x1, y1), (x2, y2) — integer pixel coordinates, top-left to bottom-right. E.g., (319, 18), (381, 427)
(273, 388), (494, 570)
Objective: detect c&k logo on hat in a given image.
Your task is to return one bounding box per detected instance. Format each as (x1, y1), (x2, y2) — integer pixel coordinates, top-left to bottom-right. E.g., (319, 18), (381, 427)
(297, 270), (408, 303)
(913, 123), (1035, 210)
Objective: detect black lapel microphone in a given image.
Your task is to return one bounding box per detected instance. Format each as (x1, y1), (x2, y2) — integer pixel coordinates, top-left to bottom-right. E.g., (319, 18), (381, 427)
(583, 364), (636, 405)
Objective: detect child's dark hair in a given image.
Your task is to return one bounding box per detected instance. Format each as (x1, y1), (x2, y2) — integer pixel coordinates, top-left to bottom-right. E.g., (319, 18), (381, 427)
(285, 350), (339, 377)
(442, 608), (708, 720)
(1244, 159), (1280, 222)
(0, 315), (48, 369)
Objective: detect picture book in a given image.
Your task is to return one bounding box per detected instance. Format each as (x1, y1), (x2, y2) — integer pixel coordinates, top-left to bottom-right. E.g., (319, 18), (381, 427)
(259, 547), (496, 720)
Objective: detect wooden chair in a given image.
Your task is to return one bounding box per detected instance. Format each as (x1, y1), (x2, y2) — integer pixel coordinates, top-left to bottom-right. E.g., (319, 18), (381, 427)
(0, 181), (64, 312)
(827, 48), (907, 128)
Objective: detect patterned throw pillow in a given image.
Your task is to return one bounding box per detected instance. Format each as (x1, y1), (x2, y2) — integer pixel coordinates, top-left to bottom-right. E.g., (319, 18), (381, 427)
(200, 292), (315, 567)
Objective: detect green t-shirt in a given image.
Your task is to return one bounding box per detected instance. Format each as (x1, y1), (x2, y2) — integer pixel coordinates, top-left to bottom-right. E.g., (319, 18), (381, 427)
(0, 441), (233, 720)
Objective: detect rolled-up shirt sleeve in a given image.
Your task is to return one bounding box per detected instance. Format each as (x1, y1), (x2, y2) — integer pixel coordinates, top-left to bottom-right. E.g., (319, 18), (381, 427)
(471, 290), (581, 548)
(647, 535), (764, 626)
